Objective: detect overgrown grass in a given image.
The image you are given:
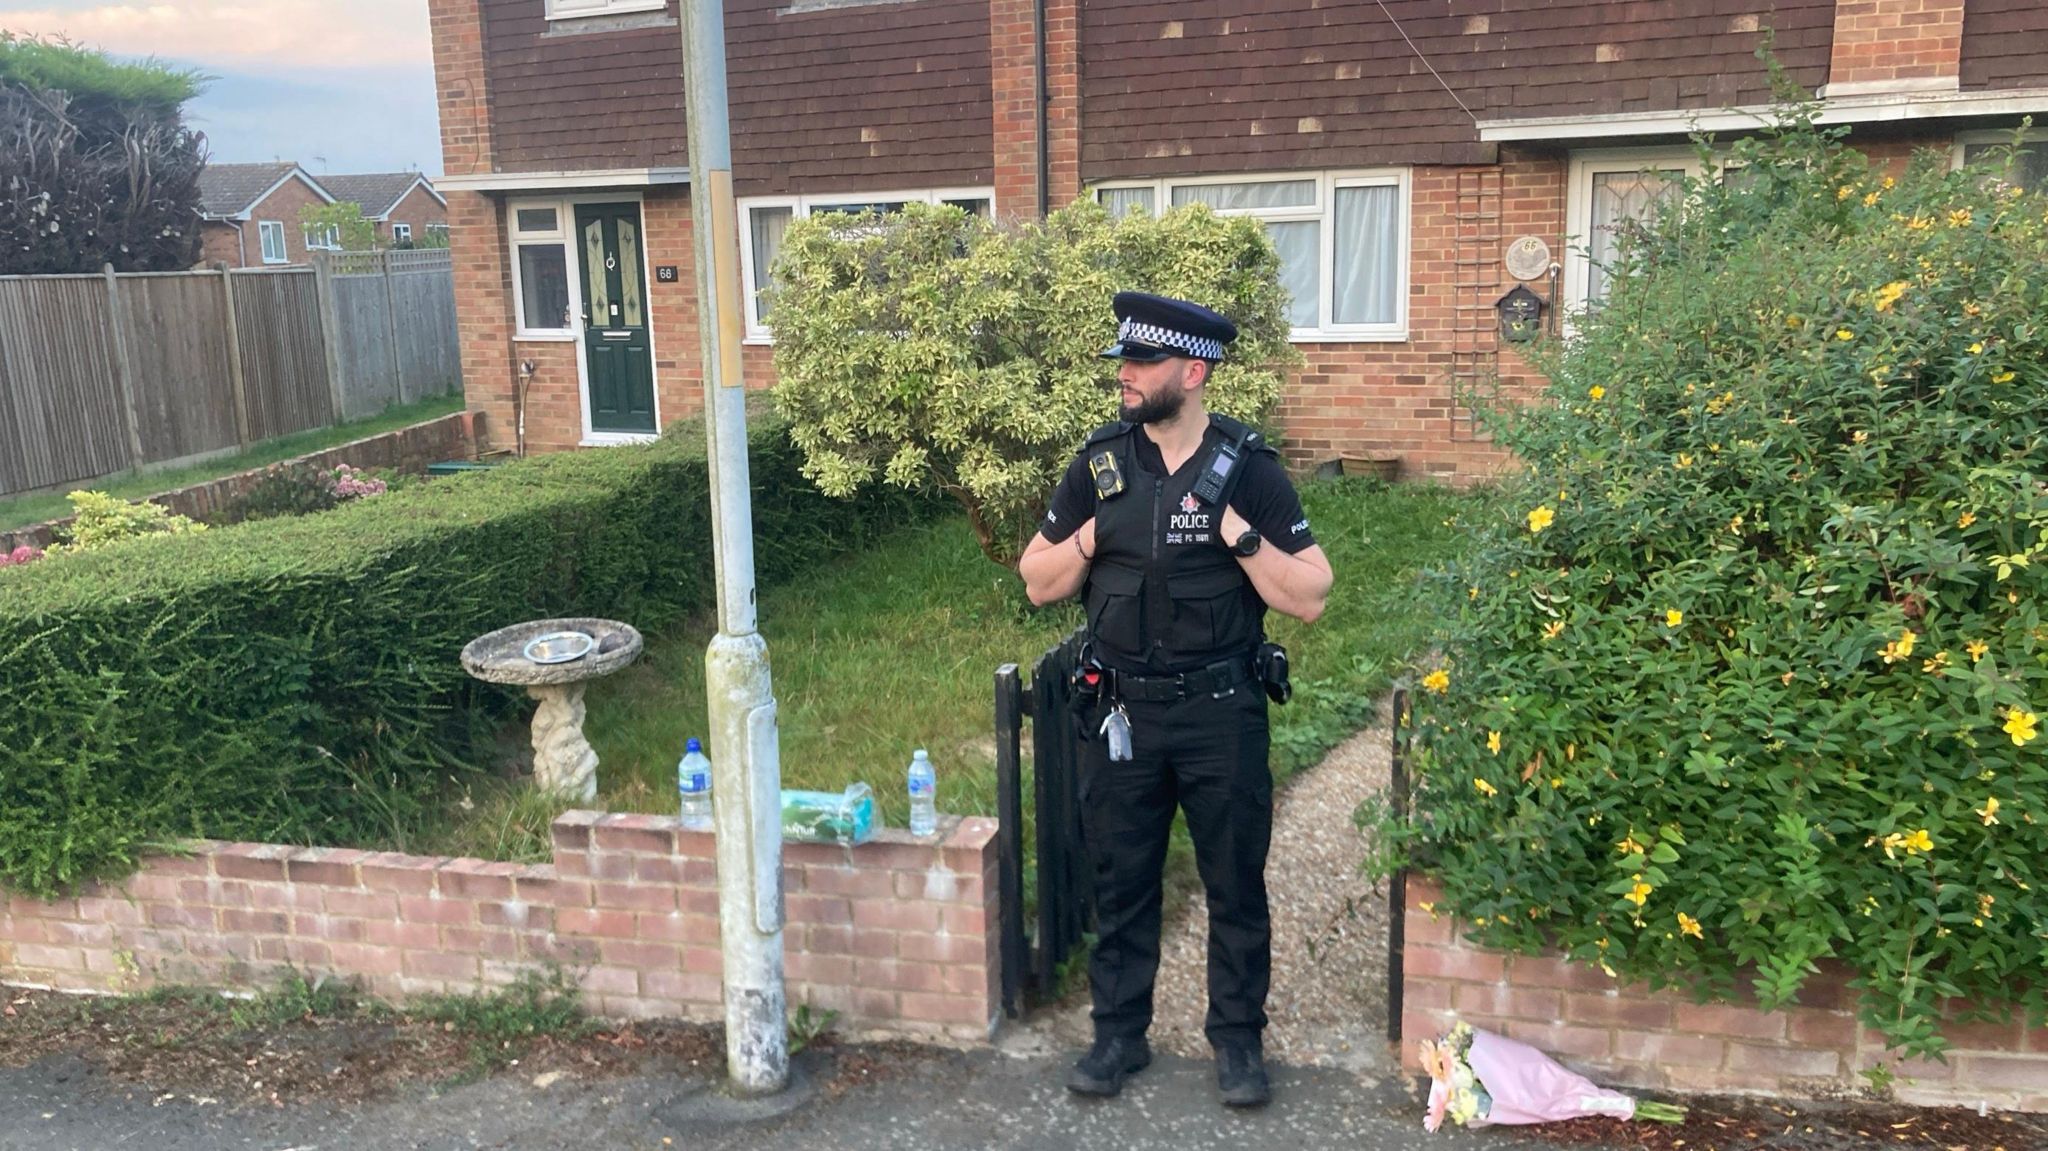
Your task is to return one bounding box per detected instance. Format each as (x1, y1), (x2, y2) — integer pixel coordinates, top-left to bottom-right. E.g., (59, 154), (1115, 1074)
(423, 476), (1492, 860)
(0, 393), (465, 533)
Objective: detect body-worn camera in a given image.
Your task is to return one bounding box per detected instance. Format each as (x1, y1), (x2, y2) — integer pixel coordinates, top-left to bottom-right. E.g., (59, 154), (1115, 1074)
(1088, 450), (1125, 500)
(1256, 642), (1292, 705)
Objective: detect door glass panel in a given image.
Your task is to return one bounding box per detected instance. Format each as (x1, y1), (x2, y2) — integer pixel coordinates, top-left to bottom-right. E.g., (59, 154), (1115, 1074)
(584, 218), (610, 325)
(617, 218), (643, 327)
(1587, 169), (1682, 305)
(515, 207), (559, 234)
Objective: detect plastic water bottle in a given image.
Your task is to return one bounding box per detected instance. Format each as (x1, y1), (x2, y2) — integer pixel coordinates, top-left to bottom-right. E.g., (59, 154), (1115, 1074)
(907, 748), (937, 837)
(678, 738), (713, 831)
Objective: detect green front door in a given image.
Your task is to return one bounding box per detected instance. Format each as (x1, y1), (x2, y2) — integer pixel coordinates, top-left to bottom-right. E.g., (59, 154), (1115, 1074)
(575, 202), (657, 434)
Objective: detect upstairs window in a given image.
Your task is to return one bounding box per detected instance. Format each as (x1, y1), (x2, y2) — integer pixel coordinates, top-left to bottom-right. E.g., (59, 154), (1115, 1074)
(546, 0), (667, 18)
(1094, 171), (1411, 341)
(737, 188), (993, 339)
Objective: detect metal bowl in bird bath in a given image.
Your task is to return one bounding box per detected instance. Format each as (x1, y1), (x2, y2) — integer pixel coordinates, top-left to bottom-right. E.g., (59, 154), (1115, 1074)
(461, 617), (643, 802)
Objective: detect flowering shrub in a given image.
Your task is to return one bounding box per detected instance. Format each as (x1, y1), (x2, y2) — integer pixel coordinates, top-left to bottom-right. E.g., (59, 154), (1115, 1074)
(1378, 109), (2048, 1055)
(46, 490), (204, 553)
(0, 544), (42, 567)
(328, 463), (387, 501)
(221, 461), (387, 523)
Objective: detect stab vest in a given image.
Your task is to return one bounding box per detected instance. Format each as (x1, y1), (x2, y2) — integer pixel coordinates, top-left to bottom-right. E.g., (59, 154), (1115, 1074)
(1080, 414), (1274, 674)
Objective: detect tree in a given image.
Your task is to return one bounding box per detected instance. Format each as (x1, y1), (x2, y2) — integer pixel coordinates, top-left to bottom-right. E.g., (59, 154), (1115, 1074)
(300, 201), (378, 252)
(770, 200), (1300, 567)
(0, 33), (208, 274)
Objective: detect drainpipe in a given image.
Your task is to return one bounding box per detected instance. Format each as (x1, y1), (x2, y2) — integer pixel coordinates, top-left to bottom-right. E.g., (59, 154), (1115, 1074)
(1035, 0), (1049, 218)
(230, 219), (247, 267)
(680, 0), (790, 1097)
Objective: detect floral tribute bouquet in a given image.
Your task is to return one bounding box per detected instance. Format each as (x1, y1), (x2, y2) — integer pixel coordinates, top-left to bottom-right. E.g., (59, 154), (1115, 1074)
(1419, 1023), (1686, 1132)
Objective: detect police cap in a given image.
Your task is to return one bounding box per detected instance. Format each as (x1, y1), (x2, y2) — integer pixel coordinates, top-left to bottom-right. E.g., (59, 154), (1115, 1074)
(1098, 291), (1239, 364)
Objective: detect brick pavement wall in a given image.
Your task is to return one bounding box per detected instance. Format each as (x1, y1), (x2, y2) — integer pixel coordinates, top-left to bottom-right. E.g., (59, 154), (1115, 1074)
(1401, 876), (2048, 1113)
(0, 813), (1002, 1043)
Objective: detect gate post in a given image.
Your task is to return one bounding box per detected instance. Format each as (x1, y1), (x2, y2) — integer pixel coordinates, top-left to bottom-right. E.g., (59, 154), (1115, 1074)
(994, 663), (1026, 1019)
(101, 263), (146, 467)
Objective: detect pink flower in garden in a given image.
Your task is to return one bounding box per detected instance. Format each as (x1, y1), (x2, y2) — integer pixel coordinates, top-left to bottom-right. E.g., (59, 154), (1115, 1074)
(1, 545), (44, 567)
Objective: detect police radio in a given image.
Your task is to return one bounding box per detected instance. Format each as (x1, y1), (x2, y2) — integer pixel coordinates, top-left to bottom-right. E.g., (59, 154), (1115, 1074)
(1191, 438), (1242, 505)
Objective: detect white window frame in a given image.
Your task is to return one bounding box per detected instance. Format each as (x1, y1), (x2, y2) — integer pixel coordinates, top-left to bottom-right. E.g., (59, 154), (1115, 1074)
(1563, 148), (1709, 318)
(303, 222), (342, 252)
(507, 200), (576, 340)
(545, 0), (667, 19)
(736, 187), (996, 342)
(257, 220), (287, 264)
(1088, 170), (1412, 342)
(1952, 127), (2046, 190)
(391, 222), (413, 244)
(504, 193), (663, 446)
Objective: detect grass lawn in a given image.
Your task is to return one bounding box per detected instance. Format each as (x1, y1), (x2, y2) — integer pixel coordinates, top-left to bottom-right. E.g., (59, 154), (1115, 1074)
(0, 393), (466, 533)
(419, 476), (1492, 863)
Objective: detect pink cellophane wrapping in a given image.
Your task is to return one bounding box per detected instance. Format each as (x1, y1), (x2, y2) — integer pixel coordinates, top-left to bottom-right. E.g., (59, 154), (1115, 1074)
(1463, 1029), (1638, 1126)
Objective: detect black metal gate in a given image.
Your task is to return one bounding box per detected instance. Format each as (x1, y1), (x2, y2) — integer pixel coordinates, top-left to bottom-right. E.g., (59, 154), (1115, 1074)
(994, 626), (1093, 1017)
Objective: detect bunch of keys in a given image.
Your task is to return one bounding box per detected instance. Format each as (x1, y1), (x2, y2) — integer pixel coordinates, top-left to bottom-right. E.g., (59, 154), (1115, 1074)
(1099, 701), (1133, 762)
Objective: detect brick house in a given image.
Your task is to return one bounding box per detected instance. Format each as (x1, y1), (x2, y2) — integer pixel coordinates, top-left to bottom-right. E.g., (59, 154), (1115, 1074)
(197, 162), (338, 268)
(429, 0), (2048, 468)
(320, 173), (452, 248)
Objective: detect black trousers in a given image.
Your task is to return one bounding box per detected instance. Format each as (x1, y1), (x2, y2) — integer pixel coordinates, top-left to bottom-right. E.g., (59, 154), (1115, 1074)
(1077, 682), (1272, 1049)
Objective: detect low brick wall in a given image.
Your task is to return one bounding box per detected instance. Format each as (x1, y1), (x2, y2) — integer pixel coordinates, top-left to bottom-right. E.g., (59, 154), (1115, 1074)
(1, 410), (483, 553)
(0, 810), (1001, 1043)
(1400, 877), (2048, 1113)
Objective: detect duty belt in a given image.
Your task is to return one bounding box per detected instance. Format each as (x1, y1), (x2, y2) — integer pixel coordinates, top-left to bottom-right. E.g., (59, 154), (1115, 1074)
(1109, 656), (1255, 702)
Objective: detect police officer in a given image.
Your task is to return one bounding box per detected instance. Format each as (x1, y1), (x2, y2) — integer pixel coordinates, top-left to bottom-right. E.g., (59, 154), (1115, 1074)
(1019, 292), (1333, 1108)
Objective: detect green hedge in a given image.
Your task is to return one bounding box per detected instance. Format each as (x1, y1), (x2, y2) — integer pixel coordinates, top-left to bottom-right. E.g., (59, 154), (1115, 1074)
(0, 417), (932, 895)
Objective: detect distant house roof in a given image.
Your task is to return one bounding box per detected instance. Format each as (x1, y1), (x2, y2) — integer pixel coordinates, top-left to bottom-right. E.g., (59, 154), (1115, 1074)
(318, 173), (446, 220)
(198, 163), (335, 220)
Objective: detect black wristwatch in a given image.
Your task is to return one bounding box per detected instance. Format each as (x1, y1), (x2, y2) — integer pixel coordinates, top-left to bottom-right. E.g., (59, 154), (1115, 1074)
(1230, 529), (1262, 557)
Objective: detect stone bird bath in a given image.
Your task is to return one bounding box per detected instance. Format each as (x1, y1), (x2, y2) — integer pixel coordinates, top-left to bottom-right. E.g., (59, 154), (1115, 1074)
(461, 618), (643, 802)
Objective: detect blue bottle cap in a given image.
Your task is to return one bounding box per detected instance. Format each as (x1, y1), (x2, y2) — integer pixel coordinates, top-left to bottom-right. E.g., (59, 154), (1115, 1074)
(686, 737), (703, 753)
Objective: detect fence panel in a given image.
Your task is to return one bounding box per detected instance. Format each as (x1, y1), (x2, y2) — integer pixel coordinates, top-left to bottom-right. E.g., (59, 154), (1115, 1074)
(231, 268), (331, 441)
(116, 273), (239, 463)
(387, 251), (459, 403)
(0, 276), (129, 494)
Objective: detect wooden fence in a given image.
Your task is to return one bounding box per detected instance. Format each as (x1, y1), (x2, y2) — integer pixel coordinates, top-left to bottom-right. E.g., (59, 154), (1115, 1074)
(0, 250), (459, 498)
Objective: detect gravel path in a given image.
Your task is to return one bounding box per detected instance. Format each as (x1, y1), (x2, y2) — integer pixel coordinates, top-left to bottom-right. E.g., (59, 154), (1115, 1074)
(1042, 708), (1398, 1076)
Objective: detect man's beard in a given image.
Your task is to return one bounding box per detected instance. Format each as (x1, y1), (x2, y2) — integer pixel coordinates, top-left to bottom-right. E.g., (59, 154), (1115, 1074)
(1120, 376), (1187, 424)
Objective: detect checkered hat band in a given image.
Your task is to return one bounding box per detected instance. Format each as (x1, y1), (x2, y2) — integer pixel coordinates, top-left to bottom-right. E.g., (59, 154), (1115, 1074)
(1118, 319), (1223, 361)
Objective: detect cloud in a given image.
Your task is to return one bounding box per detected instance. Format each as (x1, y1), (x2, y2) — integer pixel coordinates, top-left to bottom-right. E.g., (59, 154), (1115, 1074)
(3, 2), (431, 73)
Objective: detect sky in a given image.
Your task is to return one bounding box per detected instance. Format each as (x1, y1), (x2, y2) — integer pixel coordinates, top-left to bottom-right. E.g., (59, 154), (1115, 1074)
(1, 1), (444, 176)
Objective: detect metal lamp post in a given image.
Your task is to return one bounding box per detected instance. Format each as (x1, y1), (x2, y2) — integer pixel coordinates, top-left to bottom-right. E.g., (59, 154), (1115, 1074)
(679, 0), (789, 1095)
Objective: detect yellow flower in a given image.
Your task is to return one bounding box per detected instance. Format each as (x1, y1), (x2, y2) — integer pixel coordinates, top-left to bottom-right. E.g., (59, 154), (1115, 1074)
(1968, 342), (1984, 355)
(1836, 184), (1854, 201)
(1975, 892), (1995, 926)
(1836, 328), (1855, 341)
(1422, 668), (1450, 694)
(1861, 191), (1880, 207)
(1665, 609), (1684, 628)
(1958, 511), (1978, 529)
(1542, 620), (1565, 641)
(1616, 835), (1644, 856)
(1852, 429), (1869, 444)
(1872, 280), (1909, 312)
(1527, 505), (1555, 534)
(1901, 828), (1933, 854)
(1922, 650), (1950, 676)
(1966, 639), (1989, 662)
(1677, 912), (1704, 939)
(1880, 629), (1917, 664)
(1486, 730), (1503, 755)
(1948, 208), (1973, 228)
(1468, 586), (1480, 600)
(1992, 370), (2016, 384)
(1675, 453), (1694, 469)
(1978, 796), (2001, 826)
(1474, 777), (1498, 797)
(1785, 315), (1804, 329)
(1588, 385), (1606, 401)
(1624, 880), (1654, 908)
(1905, 214), (1931, 230)
(1964, 301), (1982, 317)
(2003, 707), (2038, 747)
(1882, 176), (1896, 190)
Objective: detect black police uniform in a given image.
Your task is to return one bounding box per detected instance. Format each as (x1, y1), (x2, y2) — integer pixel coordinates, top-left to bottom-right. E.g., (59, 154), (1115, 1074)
(1038, 389), (1316, 1055)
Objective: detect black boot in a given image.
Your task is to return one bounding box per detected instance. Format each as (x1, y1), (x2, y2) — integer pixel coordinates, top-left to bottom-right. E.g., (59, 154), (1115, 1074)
(1215, 1041), (1271, 1107)
(1065, 1034), (1153, 1097)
